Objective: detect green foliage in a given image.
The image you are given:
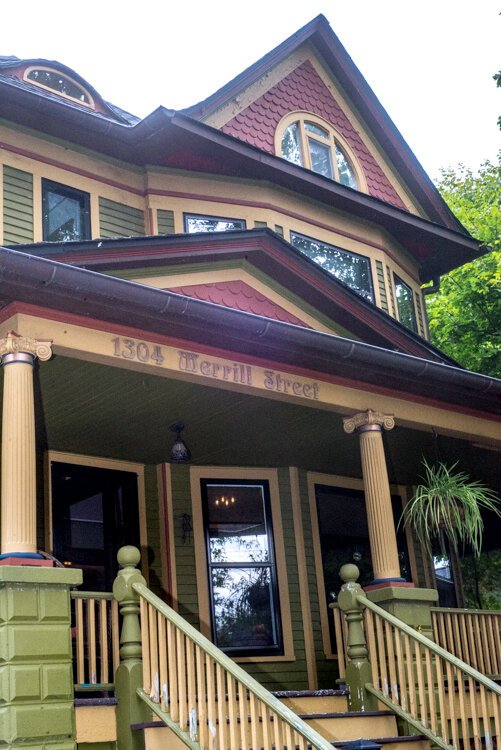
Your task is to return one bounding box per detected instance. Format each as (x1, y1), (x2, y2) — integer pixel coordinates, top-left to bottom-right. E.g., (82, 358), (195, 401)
(461, 550), (501, 610)
(494, 70), (501, 129)
(401, 460), (500, 558)
(426, 155), (501, 377)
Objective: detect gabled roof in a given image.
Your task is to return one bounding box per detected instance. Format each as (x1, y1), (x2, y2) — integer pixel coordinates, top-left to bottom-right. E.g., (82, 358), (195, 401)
(1, 243), (499, 418)
(5, 228), (462, 363)
(182, 15), (466, 234)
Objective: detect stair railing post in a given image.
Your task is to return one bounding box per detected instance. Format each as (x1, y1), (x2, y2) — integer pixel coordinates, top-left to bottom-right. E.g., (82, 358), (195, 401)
(113, 545), (150, 750)
(337, 563), (377, 712)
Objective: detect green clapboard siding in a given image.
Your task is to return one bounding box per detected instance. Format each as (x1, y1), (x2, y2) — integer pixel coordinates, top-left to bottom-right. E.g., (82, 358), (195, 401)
(3, 165), (34, 244)
(375, 260), (389, 312)
(157, 209), (175, 235)
(144, 465), (164, 598)
(99, 197), (145, 238)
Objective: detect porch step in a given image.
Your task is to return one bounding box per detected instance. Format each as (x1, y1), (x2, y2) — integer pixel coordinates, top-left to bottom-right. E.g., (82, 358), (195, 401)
(274, 689), (348, 714)
(75, 697), (117, 744)
(295, 709), (398, 740)
(335, 737), (429, 750)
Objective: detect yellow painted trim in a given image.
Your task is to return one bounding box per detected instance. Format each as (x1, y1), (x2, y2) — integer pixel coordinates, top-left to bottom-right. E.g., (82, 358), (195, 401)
(157, 462), (178, 609)
(4, 311), (499, 445)
(44, 449), (149, 582)
(23, 66), (96, 109)
(289, 466), (317, 688)
(129, 267), (340, 335)
(307, 472), (414, 659)
(190, 465), (296, 663)
(75, 705), (117, 743)
(274, 111), (368, 194)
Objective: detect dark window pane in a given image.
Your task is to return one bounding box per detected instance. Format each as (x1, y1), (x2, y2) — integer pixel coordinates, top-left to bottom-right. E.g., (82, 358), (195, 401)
(305, 121), (329, 138)
(290, 232), (373, 301)
(281, 122), (303, 166)
(335, 145), (358, 189)
(394, 275), (418, 332)
(308, 138), (333, 178)
(206, 484), (270, 563)
(27, 69), (90, 103)
(42, 180), (90, 242)
(185, 215), (245, 233)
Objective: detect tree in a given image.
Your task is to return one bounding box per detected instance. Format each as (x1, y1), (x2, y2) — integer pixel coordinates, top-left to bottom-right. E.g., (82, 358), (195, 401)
(425, 155), (501, 377)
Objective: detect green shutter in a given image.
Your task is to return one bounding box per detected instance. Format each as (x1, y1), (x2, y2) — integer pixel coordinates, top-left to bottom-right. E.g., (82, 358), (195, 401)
(254, 220), (267, 229)
(3, 165), (34, 244)
(375, 260), (389, 312)
(274, 224), (284, 237)
(157, 209), (175, 235)
(99, 197), (145, 238)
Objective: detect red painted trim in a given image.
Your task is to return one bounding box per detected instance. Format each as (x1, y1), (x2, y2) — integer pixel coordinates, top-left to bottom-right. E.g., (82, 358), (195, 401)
(2, 301), (497, 424)
(0, 141), (144, 197)
(160, 463), (174, 607)
(0, 141), (417, 281)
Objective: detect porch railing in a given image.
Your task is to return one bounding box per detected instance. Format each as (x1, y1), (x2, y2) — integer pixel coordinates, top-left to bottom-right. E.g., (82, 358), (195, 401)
(71, 591), (120, 690)
(431, 607), (501, 678)
(134, 581), (334, 750)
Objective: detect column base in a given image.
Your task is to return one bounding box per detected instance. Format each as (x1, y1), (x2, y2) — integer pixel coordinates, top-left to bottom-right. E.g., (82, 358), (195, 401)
(364, 578), (414, 591)
(0, 552), (54, 567)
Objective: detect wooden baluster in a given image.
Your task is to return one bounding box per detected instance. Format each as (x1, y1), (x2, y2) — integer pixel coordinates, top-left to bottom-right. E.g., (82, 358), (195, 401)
(261, 702), (272, 750)
(456, 667), (469, 749)
(167, 620), (179, 722)
(491, 683), (501, 749)
(365, 609), (379, 688)
(435, 655), (449, 745)
(414, 641), (427, 727)
(487, 617), (499, 674)
(479, 683), (491, 750)
(186, 638), (197, 741)
(111, 598), (120, 675)
(424, 647), (438, 735)
(479, 615), (489, 675)
(176, 630), (187, 731)
(403, 634), (417, 718)
(75, 597), (85, 686)
(332, 606), (346, 679)
(215, 663), (227, 750)
(88, 598), (97, 684)
(467, 614), (479, 671)
(451, 613), (462, 661)
(249, 691), (259, 750)
(394, 628), (407, 711)
(195, 645), (208, 750)
(284, 720), (294, 750)
(238, 681), (249, 750)
(272, 711), (282, 750)
(99, 599), (108, 684)
(139, 597), (150, 692)
(148, 603), (159, 701)
(468, 676), (482, 750)
(158, 614), (168, 712)
(375, 612), (388, 696)
(226, 674), (238, 750)
(384, 619), (398, 704)
(206, 655), (217, 749)
(445, 659), (459, 750)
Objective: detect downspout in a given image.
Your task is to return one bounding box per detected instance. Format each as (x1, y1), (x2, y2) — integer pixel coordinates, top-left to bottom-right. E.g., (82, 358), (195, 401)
(422, 277), (440, 295)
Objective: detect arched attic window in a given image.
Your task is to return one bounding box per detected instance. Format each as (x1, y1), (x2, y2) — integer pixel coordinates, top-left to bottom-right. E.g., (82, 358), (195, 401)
(24, 67), (94, 107)
(277, 113), (363, 190)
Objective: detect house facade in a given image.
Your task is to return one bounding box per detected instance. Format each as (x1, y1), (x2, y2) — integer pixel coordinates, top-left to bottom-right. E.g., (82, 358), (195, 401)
(0, 16), (499, 731)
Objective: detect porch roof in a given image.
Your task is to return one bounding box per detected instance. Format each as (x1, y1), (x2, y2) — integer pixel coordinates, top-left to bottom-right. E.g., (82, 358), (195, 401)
(0, 245), (499, 418)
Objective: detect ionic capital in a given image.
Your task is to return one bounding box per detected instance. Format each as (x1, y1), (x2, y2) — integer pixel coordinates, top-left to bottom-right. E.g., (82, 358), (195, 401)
(343, 409), (395, 434)
(0, 331), (52, 363)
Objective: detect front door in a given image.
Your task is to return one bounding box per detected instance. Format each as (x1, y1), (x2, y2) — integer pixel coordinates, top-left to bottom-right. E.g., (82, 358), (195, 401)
(51, 461), (140, 591)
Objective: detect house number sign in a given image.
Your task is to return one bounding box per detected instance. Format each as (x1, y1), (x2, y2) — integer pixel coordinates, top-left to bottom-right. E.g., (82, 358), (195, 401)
(112, 336), (165, 365)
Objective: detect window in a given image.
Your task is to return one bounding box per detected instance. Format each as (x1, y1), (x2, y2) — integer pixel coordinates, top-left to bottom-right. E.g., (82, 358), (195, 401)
(184, 214), (246, 233)
(280, 116), (359, 189)
(394, 274), (418, 332)
(25, 67), (93, 106)
(42, 180), (91, 242)
(290, 232), (374, 301)
(201, 479), (283, 656)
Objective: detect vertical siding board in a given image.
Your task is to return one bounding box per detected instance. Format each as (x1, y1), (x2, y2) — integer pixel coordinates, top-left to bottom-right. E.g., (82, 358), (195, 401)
(415, 292), (427, 338)
(157, 209), (175, 235)
(386, 265), (396, 317)
(3, 165), (34, 244)
(376, 260), (389, 312)
(99, 196), (145, 238)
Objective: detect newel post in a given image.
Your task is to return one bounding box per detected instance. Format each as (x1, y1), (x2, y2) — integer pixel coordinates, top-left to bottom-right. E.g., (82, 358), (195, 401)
(337, 563), (377, 712)
(113, 546), (150, 750)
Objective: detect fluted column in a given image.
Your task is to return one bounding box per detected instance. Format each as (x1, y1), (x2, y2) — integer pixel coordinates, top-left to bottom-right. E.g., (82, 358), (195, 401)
(0, 331), (52, 557)
(343, 409), (403, 584)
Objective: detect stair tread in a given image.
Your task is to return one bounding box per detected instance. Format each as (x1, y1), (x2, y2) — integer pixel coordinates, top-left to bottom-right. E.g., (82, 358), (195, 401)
(273, 689), (348, 698)
(75, 696), (118, 707)
(335, 737), (427, 746)
(298, 711), (394, 719)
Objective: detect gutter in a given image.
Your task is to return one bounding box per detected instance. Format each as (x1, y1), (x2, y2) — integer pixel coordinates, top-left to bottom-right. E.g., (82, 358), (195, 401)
(0, 246), (499, 414)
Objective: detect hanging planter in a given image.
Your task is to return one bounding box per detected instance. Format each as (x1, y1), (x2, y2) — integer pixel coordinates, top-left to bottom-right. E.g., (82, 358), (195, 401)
(401, 460), (500, 558)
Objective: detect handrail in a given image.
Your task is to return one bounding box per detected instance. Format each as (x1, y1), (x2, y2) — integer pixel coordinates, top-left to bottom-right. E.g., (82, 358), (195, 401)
(357, 592), (501, 750)
(430, 607), (501, 677)
(71, 590), (120, 690)
(133, 581), (335, 750)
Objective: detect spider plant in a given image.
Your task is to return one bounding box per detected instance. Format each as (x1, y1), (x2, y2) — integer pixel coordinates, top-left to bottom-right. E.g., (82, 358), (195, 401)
(401, 460), (500, 558)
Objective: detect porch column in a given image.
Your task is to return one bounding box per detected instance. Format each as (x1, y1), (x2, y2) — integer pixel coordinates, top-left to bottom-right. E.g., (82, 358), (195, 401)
(0, 331), (52, 558)
(343, 409), (403, 585)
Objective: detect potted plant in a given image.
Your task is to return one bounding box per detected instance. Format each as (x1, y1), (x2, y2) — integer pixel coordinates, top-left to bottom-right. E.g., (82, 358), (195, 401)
(401, 460), (500, 557)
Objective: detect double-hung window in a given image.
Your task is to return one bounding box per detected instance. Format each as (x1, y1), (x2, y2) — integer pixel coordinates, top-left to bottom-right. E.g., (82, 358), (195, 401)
(42, 179), (91, 243)
(290, 232), (374, 302)
(201, 479), (283, 656)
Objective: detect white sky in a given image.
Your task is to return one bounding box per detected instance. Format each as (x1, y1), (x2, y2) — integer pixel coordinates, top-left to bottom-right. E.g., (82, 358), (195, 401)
(2, 1), (499, 180)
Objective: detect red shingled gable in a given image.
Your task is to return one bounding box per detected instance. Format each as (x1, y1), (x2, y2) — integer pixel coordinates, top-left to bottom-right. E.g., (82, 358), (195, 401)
(221, 60), (405, 209)
(168, 280), (310, 327)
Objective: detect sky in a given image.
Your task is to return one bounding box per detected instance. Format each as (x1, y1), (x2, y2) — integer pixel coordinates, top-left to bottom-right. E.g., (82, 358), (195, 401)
(2, 1), (499, 181)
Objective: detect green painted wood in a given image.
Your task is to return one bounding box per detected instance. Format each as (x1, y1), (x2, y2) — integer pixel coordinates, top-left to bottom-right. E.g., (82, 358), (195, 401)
(133, 581), (334, 750)
(376, 260), (389, 312)
(157, 209), (175, 235)
(136, 689), (201, 750)
(254, 220), (267, 228)
(99, 197), (145, 238)
(3, 165), (34, 244)
(386, 265), (396, 317)
(414, 292), (426, 337)
(274, 224), (284, 236)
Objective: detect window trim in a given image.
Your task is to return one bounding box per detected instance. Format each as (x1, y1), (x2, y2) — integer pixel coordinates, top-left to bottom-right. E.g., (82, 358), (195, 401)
(183, 213), (246, 234)
(275, 111), (366, 192)
(41, 178), (91, 243)
(290, 230), (374, 302)
(24, 66), (95, 108)
(190, 466), (295, 663)
(307, 472), (417, 660)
